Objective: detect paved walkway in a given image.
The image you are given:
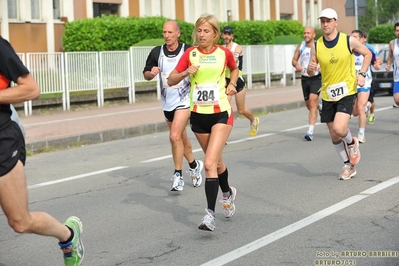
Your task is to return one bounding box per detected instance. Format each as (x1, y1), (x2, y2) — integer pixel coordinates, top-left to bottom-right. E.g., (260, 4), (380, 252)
(20, 84), (305, 153)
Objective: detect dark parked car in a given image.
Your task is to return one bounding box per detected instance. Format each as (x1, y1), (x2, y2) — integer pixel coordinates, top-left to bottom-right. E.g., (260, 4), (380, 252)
(371, 47), (393, 95)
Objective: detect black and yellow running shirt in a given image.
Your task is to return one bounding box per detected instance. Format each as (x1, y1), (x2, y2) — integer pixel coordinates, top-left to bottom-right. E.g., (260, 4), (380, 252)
(316, 32), (357, 102)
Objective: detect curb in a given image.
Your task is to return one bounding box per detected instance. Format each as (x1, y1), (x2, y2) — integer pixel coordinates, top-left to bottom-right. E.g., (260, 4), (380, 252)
(25, 100), (305, 154)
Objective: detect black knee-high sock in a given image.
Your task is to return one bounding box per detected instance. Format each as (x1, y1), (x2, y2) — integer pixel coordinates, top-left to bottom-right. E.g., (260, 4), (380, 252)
(188, 160), (197, 169)
(218, 168), (229, 193)
(205, 178), (219, 212)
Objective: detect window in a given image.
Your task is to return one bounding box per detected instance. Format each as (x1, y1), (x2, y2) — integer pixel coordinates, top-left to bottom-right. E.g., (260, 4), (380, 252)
(8, 0), (18, 19)
(280, 14), (292, 20)
(53, 0), (61, 19)
(93, 4), (120, 17)
(31, 0), (41, 20)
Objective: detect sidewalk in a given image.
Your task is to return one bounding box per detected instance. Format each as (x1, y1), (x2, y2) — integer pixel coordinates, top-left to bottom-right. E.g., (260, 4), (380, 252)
(20, 84), (305, 153)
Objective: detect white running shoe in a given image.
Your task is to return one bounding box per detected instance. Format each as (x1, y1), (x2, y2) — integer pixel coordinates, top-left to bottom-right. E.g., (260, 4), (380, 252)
(220, 187), (237, 218)
(358, 132), (366, 144)
(170, 173), (184, 191)
(188, 160), (203, 187)
(339, 163), (357, 180)
(198, 209), (216, 231)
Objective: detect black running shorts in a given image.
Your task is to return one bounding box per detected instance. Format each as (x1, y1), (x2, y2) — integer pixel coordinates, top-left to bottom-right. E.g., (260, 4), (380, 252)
(301, 75), (321, 101)
(0, 121), (26, 177)
(190, 110), (233, 133)
(226, 77), (246, 93)
(163, 106), (190, 122)
(368, 88), (375, 104)
(320, 95), (356, 123)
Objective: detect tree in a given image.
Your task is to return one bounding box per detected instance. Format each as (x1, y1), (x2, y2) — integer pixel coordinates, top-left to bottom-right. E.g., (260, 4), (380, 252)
(359, 0), (399, 33)
(358, 0), (377, 33)
(378, 0), (399, 24)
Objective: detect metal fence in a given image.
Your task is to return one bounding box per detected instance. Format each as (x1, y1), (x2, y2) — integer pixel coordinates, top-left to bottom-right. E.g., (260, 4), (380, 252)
(16, 43), (387, 116)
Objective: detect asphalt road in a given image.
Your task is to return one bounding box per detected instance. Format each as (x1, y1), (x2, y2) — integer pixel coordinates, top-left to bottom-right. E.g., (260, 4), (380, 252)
(0, 94), (398, 266)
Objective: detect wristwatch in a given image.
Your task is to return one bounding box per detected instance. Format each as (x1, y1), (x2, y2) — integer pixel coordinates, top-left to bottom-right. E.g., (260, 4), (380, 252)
(358, 72), (366, 77)
(229, 81), (237, 88)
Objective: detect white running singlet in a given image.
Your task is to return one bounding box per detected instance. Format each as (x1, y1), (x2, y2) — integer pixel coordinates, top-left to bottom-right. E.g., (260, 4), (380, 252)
(158, 44), (190, 111)
(298, 41), (319, 77)
(393, 39), (399, 82)
(354, 52), (372, 88)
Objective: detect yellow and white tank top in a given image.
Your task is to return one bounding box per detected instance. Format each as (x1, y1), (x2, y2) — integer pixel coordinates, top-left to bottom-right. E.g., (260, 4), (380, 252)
(316, 32), (357, 101)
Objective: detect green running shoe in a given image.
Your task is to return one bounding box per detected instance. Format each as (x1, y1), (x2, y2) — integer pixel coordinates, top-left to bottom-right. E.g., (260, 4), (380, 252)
(59, 216), (84, 266)
(368, 115), (375, 125)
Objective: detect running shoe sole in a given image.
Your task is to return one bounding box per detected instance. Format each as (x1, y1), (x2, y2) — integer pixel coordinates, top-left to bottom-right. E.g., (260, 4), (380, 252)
(339, 169), (357, 180)
(198, 223), (215, 231)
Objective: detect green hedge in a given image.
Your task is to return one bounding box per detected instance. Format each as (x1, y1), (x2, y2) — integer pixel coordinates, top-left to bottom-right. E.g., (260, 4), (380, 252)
(63, 16), (304, 51)
(275, 35), (303, 44)
(218, 20), (274, 45)
(368, 24), (396, 44)
(63, 16), (194, 51)
(215, 20), (303, 45)
(133, 38), (165, 46)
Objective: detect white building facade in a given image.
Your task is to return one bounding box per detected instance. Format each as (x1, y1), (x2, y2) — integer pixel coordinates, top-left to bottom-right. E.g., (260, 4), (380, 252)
(0, 0), (353, 53)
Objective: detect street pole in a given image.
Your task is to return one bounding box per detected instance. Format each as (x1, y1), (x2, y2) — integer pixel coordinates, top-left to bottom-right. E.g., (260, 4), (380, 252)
(355, 0), (358, 29)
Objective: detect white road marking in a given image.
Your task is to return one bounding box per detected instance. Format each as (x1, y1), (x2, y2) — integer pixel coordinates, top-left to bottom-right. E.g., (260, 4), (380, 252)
(201, 176), (399, 266)
(27, 166), (128, 189)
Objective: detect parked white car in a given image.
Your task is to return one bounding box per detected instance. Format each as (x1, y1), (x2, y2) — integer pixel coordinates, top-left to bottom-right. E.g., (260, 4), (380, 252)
(371, 47), (393, 95)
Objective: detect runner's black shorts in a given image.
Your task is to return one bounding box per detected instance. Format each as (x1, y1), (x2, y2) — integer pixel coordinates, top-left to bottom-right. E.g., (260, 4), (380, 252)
(226, 77), (246, 93)
(0, 120), (26, 177)
(301, 75), (321, 101)
(368, 88), (375, 103)
(163, 106), (190, 122)
(320, 95), (356, 123)
(190, 110), (234, 133)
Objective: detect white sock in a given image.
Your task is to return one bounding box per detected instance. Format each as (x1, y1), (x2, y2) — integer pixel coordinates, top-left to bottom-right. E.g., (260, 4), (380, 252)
(343, 129), (353, 144)
(333, 140), (349, 162)
(308, 125), (315, 134)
